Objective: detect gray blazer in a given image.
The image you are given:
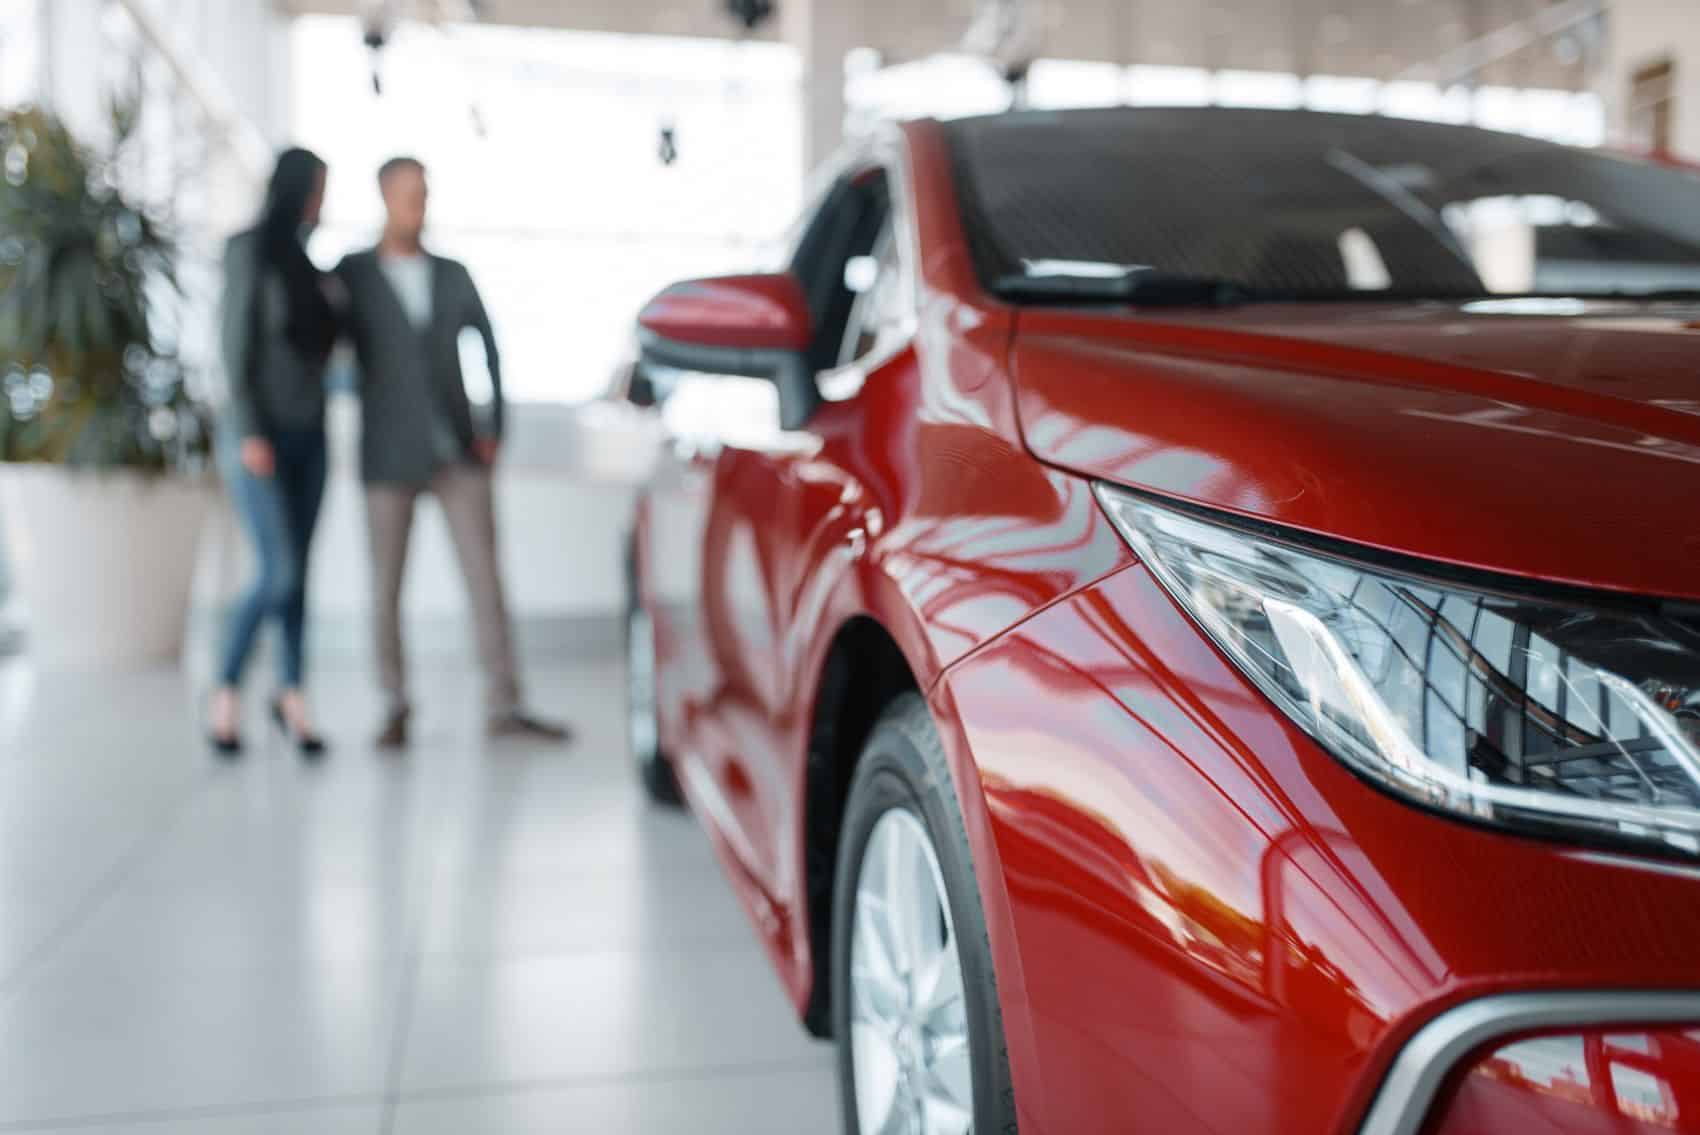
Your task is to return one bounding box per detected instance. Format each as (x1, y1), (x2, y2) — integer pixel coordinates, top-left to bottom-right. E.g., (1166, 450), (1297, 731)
(335, 249), (504, 486)
(219, 229), (329, 439)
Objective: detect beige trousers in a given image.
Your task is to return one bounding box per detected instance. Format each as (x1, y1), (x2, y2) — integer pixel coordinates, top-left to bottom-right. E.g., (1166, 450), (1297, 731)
(365, 463), (521, 718)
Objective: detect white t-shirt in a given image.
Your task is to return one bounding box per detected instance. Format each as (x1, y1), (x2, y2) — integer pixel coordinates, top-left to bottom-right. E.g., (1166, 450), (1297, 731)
(378, 252), (463, 465)
(378, 252), (433, 329)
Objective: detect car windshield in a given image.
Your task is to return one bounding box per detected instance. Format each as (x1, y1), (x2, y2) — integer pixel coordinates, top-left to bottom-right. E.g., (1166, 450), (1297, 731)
(945, 107), (1700, 303)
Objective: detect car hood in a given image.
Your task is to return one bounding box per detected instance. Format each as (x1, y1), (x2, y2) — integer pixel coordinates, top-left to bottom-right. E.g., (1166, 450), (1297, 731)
(1013, 300), (1700, 601)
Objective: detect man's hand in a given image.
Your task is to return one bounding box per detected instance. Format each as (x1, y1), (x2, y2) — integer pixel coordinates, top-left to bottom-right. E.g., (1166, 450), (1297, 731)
(240, 437), (276, 477)
(472, 438), (501, 466)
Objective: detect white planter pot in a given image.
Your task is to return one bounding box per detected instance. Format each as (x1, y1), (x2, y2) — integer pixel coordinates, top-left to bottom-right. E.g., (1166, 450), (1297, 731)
(0, 465), (213, 668)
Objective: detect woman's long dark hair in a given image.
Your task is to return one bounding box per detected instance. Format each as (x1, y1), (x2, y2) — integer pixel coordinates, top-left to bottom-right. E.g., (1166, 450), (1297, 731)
(257, 147), (337, 362)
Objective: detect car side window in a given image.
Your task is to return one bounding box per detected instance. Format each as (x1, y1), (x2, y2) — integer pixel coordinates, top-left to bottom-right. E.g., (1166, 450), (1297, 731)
(765, 172), (840, 273)
(789, 168), (892, 375)
(837, 222), (906, 368)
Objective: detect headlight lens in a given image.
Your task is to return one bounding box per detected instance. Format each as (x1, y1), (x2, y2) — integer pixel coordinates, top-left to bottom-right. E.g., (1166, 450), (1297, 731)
(1095, 485), (1700, 857)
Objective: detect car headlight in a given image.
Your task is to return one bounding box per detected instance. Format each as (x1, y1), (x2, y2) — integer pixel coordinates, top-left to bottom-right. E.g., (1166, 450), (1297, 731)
(1095, 484), (1700, 858)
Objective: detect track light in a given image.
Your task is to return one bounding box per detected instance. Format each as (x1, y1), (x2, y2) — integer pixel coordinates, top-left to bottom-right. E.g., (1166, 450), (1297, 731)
(725, 0), (776, 33)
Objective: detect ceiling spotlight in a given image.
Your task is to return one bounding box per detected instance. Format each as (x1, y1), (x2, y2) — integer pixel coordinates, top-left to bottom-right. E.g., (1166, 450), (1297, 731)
(359, 0), (395, 48)
(961, 0), (1043, 82)
(358, 0), (395, 94)
(725, 0), (775, 32)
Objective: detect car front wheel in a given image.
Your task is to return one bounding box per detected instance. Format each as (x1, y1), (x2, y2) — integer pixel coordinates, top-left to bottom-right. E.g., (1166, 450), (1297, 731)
(832, 694), (1017, 1135)
(624, 598), (682, 806)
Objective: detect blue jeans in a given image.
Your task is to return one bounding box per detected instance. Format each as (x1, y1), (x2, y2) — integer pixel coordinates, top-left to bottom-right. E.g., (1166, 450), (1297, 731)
(218, 428), (328, 689)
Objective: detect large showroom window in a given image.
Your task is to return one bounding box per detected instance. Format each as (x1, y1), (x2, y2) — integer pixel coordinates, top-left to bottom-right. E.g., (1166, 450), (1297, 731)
(291, 16), (1607, 408)
(848, 54), (1604, 147)
(292, 16), (804, 406)
(0, 2), (41, 108)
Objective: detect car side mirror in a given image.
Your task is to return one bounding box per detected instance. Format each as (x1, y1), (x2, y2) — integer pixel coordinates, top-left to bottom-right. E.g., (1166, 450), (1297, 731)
(636, 273), (819, 430)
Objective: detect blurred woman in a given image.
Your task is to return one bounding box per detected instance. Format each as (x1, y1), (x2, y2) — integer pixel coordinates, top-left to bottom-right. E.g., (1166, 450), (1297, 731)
(208, 148), (339, 757)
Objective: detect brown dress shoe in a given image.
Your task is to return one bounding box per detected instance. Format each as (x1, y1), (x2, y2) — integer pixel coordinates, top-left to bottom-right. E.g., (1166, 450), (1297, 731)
(376, 707), (410, 749)
(487, 711), (572, 743)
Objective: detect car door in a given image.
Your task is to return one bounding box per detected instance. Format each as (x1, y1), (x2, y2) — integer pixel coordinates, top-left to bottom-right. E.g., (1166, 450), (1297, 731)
(644, 367), (763, 778)
(668, 168), (897, 927)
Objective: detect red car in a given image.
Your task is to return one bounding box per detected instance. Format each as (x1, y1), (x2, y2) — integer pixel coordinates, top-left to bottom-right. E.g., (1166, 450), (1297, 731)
(622, 107), (1700, 1135)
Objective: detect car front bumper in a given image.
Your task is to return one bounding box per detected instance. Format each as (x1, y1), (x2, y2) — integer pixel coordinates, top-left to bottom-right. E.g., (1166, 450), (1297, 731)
(940, 560), (1700, 1135)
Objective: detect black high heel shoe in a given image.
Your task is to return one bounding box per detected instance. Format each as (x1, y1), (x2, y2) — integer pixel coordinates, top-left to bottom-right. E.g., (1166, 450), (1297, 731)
(270, 698), (328, 758)
(208, 694), (244, 758)
(208, 729), (244, 758)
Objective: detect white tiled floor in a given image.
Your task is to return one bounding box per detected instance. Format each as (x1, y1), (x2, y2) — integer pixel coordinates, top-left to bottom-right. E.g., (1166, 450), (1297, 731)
(0, 644), (837, 1133)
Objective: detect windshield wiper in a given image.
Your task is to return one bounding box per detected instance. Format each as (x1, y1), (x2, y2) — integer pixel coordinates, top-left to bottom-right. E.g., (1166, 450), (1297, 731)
(993, 268), (1264, 307)
(1604, 288), (1700, 301)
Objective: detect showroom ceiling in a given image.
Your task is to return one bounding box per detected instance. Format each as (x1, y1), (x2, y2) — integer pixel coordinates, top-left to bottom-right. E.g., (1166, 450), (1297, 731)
(277, 0), (1600, 88)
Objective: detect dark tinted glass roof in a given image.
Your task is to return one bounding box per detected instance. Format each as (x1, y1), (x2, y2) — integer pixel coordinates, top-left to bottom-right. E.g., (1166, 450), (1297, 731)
(943, 107), (1700, 301)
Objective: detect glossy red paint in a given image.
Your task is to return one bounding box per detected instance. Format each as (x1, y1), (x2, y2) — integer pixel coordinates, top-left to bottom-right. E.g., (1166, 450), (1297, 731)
(637, 272), (813, 352)
(1015, 304), (1700, 601)
(637, 125), (1125, 1054)
(628, 113), (1700, 1135)
(1432, 1028), (1700, 1134)
(942, 561), (1700, 1134)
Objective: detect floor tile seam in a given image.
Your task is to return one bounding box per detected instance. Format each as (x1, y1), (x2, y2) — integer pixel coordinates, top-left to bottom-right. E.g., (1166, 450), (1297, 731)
(408, 937), (778, 963)
(0, 1058), (835, 1135)
(0, 764), (223, 995)
(423, 859), (733, 883)
(0, 1091), (383, 1133)
(390, 1054), (838, 1104)
(376, 769), (466, 1135)
(0, 934), (770, 987)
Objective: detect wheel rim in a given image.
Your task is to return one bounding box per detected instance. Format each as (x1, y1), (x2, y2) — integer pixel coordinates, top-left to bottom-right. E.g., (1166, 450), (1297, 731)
(849, 809), (974, 1135)
(626, 607), (658, 764)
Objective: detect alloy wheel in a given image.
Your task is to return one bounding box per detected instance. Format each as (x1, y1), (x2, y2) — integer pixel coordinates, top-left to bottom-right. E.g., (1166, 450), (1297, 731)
(849, 808), (974, 1135)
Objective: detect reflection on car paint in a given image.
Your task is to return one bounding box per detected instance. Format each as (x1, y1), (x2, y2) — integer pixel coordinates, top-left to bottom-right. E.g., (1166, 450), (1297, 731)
(1436, 1028), (1700, 1133)
(945, 561), (1700, 1133)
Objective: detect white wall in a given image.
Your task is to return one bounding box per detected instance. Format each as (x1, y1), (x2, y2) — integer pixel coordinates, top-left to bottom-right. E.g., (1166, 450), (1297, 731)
(186, 0), (293, 144)
(0, 1), (44, 108)
(1605, 0), (1699, 155)
(39, 0), (107, 138)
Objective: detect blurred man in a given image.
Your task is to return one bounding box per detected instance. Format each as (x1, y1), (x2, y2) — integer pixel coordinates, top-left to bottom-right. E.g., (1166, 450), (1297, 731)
(336, 156), (568, 747)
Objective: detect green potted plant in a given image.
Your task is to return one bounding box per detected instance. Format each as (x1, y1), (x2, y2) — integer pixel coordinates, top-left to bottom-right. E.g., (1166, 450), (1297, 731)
(0, 104), (214, 666)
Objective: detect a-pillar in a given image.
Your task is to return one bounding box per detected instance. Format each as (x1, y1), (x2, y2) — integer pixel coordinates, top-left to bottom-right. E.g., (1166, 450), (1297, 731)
(785, 0), (866, 179)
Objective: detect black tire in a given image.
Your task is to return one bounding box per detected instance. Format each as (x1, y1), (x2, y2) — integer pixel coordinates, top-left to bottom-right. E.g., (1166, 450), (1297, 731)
(831, 693), (1018, 1134)
(624, 589), (683, 808)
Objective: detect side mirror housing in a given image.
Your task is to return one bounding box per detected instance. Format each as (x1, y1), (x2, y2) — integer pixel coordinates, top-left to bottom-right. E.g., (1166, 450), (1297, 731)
(636, 273), (819, 430)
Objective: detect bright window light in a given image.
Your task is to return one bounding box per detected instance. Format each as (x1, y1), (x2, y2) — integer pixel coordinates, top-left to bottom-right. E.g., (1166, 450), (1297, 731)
(1125, 65), (1213, 106)
(1304, 74), (1380, 114)
(291, 15), (802, 404)
(1338, 228), (1392, 290)
(1026, 59), (1123, 109)
(845, 53), (1008, 121)
(1379, 80), (1472, 125)
(1473, 85), (1530, 133)
(1214, 69), (1303, 109)
(1566, 93), (1607, 147)
(0, 1), (42, 107)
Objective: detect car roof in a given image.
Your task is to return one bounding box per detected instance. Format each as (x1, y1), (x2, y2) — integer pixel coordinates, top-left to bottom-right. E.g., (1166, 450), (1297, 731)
(940, 104), (1585, 158)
